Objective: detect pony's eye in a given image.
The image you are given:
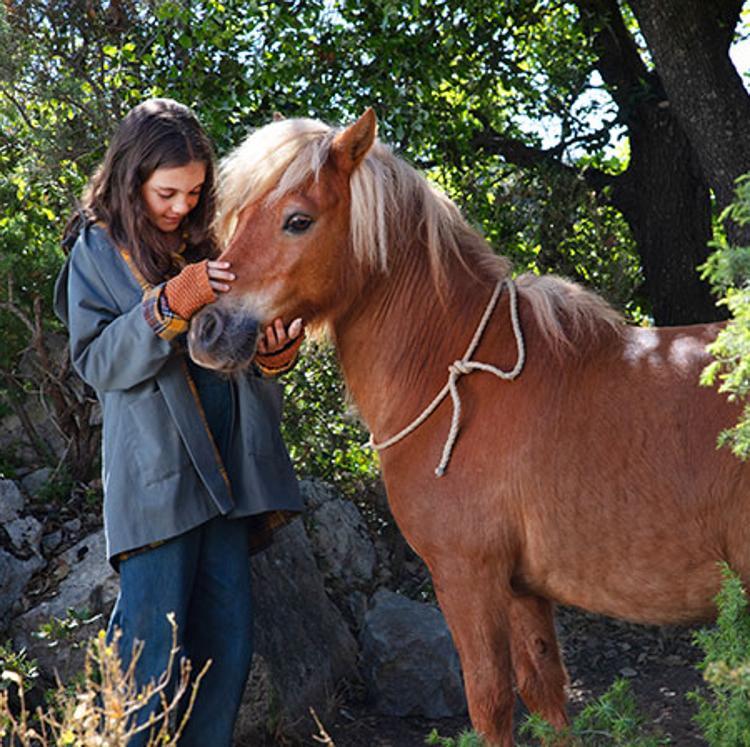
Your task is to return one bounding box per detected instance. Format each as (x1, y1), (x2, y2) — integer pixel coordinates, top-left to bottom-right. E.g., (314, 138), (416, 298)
(283, 213), (314, 234)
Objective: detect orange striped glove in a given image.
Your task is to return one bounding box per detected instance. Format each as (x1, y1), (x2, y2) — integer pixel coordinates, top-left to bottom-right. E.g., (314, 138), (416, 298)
(255, 332), (305, 376)
(164, 260), (217, 320)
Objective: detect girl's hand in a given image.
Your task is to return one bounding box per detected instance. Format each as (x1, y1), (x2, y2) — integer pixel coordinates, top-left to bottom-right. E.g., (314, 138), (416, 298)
(207, 260), (235, 293)
(257, 317), (304, 354)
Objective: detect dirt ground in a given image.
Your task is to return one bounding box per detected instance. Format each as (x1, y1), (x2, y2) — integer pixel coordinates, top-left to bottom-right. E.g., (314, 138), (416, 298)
(321, 605), (707, 746)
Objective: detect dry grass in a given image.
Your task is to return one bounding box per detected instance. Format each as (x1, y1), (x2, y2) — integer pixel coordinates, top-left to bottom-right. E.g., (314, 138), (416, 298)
(0, 613), (209, 746)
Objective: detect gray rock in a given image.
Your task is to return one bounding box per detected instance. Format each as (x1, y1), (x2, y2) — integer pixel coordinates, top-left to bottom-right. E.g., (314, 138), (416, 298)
(0, 549), (45, 625)
(62, 518), (82, 536)
(20, 467), (53, 497)
(236, 518), (359, 743)
(9, 530), (118, 681)
(308, 498), (376, 592)
(0, 479), (24, 522)
(41, 530), (63, 554)
(360, 588), (467, 718)
(5, 515), (43, 554)
(299, 478), (339, 510)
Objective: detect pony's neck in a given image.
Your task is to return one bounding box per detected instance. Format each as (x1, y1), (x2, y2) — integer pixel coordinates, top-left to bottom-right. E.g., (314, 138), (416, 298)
(332, 246), (499, 439)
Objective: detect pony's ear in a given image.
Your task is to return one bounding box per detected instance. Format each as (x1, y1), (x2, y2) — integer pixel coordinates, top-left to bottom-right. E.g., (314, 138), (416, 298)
(332, 108), (377, 174)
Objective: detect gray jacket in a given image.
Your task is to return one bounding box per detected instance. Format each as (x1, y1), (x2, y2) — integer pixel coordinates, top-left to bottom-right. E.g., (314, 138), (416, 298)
(54, 224), (301, 562)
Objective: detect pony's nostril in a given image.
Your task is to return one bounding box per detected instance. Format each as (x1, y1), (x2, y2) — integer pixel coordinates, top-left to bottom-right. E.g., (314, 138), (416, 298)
(197, 308), (225, 350)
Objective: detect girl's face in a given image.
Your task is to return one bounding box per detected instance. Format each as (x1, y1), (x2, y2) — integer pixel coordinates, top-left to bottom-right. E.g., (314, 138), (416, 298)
(141, 160), (207, 233)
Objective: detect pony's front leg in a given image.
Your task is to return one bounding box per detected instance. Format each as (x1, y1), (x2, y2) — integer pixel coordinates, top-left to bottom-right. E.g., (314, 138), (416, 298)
(509, 594), (569, 731)
(432, 566), (516, 747)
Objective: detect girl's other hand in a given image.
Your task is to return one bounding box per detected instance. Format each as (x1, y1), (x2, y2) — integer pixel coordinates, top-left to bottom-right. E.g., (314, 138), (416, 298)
(257, 317), (304, 354)
(207, 260), (234, 293)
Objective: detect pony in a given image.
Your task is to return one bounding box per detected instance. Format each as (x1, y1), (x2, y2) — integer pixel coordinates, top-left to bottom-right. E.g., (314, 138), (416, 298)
(188, 109), (750, 746)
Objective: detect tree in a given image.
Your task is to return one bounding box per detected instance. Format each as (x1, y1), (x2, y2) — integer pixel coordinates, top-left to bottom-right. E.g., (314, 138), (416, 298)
(3, 1), (749, 479)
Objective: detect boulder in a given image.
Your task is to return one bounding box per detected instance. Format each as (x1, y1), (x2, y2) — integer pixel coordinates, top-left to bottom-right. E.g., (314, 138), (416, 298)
(20, 467), (54, 497)
(298, 478), (340, 510)
(5, 515), (43, 555)
(235, 518), (359, 743)
(307, 498), (376, 593)
(0, 550), (45, 625)
(0, 479), (24, 522)
(360, 588), (467, 718)
(9, 530), (117, 681)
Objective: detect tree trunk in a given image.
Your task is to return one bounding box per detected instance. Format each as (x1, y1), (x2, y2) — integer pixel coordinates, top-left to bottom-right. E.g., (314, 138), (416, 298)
(575, 0), (723, 324)
(610, 103), (720, 325)
(628, 0), (750, 244)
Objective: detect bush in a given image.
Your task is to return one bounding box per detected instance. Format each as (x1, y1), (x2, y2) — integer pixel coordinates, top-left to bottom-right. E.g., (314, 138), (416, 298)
(689, 565), (750, 745)
(0, 615), (206, 746)
(701, 174), (750, 458)
(281, 340), (380, 495)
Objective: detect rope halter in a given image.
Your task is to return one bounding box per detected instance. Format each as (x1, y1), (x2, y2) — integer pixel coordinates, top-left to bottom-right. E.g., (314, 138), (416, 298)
(368, 277), (525, 477)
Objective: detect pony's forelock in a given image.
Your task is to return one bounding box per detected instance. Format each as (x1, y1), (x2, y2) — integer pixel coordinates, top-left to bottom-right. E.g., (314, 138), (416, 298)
(215, 118), (332, 244)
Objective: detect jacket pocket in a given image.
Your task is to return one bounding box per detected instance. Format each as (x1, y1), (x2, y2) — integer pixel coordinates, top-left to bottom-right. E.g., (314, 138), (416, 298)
(239, 375), (285, 457)
(128, 389), (191, 486)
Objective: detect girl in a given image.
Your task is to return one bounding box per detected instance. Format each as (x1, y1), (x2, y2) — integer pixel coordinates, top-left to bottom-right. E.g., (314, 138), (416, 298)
(54, 98), (304, 745)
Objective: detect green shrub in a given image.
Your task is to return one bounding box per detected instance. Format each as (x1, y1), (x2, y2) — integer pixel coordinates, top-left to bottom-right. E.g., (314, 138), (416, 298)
(701, 175), (750, 458)
(689, 565), (750, 745)
(281, 340), (380, 494)
(519, 678), (668, 746)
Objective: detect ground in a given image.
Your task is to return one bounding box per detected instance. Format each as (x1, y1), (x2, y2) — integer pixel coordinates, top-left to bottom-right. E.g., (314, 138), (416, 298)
(320, 605), (707, 746)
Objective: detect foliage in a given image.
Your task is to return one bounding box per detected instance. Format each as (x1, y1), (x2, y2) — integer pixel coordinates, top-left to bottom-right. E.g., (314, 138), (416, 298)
(0, 644), (38, 691)
(426, 728), (484, 746)
(519, 678), (668, 746)
(689, 565), (750, 746)
(425, 679), (666, 746)
(281, 341), (380, 494)
(0, 617), (206, 746)
(33, 608), (100, 646)
(701, 175), (750, 458)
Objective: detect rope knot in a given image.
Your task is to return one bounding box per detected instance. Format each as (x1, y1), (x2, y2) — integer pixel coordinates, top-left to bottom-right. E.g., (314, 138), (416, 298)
(368, 278), (525, 478)
(449, 360), (472, 377)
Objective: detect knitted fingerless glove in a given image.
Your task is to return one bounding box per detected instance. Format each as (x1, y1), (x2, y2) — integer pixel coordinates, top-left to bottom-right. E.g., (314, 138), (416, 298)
(164, 260), (217, 320)
(255, 332), (305, 376)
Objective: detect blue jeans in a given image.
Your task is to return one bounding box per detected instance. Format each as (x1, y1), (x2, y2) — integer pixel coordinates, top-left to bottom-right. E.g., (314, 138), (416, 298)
(108, 515), (254, 746)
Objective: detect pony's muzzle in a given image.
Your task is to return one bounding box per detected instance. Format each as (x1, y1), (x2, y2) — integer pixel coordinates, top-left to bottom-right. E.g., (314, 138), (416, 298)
(188, 305), (260, 372)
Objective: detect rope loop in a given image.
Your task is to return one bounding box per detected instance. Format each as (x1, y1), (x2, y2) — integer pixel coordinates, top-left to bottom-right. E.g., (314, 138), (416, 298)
(369, 278), (526, 477)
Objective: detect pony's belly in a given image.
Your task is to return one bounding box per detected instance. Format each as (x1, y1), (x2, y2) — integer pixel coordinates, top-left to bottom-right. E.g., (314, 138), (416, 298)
(537, 563), (721, 626)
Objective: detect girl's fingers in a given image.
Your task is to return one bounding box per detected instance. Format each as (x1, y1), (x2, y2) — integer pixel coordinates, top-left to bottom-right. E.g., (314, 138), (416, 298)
(209, 269), (235, 281)
(273, 318), (287, 344)
(288, 318), (304, 339)
(264, 324), (279, 349)
(206, 261), (234, 293)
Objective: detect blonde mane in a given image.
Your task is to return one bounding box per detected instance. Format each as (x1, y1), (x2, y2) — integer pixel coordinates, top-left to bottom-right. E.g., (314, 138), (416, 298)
(217, 116), (624, 349)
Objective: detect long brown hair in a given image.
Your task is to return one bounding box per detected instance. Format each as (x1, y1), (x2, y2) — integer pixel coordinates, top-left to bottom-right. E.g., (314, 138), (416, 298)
(63, 98), (217, 284)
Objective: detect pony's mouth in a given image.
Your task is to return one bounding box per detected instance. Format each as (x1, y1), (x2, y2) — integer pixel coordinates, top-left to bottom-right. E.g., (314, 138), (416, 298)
(188, 305), (260, 373)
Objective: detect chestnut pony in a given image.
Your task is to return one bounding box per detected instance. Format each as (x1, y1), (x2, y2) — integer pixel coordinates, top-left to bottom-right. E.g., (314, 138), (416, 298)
(189, 110), (750, 745)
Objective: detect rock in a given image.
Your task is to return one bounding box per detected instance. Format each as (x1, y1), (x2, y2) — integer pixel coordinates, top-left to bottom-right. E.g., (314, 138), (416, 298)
(307, 498), (376, 593)
(20, 468), (53, 497)
(0, 479), (24, 522)
(5, 516), (43, 555)
(235, 518), (359, 743)
(0, 550), (45, 624)
(41, 530), (63, 555)
(299, 478), (339, 510)
(9, 530), (118, 682)
(360, 589), (467, 718)
(62, 518), (82, 536)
